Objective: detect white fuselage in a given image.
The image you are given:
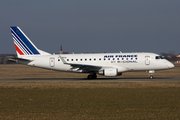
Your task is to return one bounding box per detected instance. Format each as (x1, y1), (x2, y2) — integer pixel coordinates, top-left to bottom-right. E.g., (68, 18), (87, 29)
(17, 52), (174, 75)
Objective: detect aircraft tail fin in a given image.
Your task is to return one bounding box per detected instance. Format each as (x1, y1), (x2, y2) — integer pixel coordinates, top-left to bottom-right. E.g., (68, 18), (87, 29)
(10, 26), (50, 57)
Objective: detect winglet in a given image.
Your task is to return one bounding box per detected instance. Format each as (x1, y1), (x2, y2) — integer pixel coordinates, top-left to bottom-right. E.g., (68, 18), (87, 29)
(59, 55), (69, 65)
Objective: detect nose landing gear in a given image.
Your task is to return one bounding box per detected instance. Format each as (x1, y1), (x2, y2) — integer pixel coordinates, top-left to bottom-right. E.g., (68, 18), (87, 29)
(149, 75), (154, 79)
(149, 70), (155, 79)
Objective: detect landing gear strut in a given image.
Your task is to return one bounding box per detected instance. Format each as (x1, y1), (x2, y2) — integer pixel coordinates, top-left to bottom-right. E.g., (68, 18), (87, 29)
(149, 70), (155, 79)
(87, 72), (97, 79)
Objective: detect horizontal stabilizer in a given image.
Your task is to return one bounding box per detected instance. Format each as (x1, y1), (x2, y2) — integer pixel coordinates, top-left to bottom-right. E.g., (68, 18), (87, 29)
(7, 56), (33, 63)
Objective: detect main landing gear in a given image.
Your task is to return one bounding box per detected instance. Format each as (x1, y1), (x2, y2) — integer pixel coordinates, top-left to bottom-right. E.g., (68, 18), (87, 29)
(87, 72), (97, 79)
(149, 70), (155, 79)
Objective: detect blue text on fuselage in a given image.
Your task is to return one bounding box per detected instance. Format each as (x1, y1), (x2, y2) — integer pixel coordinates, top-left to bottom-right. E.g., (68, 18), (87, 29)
(104, 55), (137, 58)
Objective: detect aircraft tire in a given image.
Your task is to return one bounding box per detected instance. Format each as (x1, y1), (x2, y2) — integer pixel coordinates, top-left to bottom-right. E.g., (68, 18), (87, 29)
(87, 74), (97, 79)
(87, 75), (93, 79)
(149, 75), (153, 79)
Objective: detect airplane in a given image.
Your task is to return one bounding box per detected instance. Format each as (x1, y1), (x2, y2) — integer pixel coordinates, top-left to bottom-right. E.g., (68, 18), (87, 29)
(9, 26), (174, 79)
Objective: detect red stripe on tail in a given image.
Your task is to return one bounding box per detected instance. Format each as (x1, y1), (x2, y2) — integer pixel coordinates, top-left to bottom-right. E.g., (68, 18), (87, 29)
(14, 43), (24, 55)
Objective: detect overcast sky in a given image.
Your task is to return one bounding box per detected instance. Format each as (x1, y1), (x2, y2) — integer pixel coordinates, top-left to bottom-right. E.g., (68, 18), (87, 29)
(0, 0), (180, 54)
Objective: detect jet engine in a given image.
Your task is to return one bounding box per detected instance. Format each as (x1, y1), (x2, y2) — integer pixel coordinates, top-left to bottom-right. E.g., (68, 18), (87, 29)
(99, 68), (122, 77)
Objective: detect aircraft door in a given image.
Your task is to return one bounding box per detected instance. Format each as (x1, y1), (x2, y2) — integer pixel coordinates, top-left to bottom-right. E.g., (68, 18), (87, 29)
(50, 57), (55, 67)
(145, 56), (150, 65)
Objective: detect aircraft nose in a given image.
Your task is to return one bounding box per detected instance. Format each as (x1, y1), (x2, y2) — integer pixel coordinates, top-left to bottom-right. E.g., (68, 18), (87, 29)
(168, 62), (174, 68)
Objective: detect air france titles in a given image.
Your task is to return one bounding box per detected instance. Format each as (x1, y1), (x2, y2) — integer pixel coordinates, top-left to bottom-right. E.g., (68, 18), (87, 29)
(104, 55), (138, 63)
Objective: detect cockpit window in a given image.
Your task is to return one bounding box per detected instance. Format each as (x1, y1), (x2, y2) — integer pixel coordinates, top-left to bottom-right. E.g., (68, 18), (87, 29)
(155, 56), (164, 59)
(156, 56), (160, 59)
(160, 56), (165, 59)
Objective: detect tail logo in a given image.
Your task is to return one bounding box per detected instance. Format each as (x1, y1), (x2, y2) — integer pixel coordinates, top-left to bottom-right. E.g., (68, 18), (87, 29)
(10, 26), (40, 55)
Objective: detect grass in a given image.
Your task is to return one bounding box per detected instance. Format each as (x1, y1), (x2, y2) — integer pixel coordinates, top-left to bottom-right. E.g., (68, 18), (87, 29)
(0, 84), (180, 120)
(0, 64), (180, 119)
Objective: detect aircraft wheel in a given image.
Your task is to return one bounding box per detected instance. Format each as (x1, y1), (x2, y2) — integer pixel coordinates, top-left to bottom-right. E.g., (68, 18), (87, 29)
(87, 75), (93, 79)
(87, 74), (97, 79)
(93, 74), (97, 79)
(149, 75), (153, 79)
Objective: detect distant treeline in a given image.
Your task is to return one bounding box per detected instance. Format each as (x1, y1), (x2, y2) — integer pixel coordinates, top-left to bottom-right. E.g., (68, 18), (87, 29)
(0, 54), (16, 64)
(0, 52), (179, 64)
(161, 52), (178, 62)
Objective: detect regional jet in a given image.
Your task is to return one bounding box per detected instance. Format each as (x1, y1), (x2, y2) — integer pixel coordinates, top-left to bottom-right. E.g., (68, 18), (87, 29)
(9, 26), (174, 79)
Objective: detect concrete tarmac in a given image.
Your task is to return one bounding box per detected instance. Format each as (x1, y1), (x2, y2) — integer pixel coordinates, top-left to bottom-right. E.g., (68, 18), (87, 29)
(0, 77), (180, 82)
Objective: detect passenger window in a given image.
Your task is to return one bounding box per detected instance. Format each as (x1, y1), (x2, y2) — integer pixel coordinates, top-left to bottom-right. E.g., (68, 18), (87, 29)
(89, 59), (91, 61)
(113, 58), (115, 60)
(135, 58), (137, 60)
(80, 59), (82, 61)
(71, 59), (73, 61)
(126, 58), (128, 60)
(94, 58), (96, 61)
(108, 58), (110, 60)
(117, 58), (119, 60)
(122, 58), (124, 60)
(76, 59), (78, 61)
(131, 58), (133, 60)
(104, 58), (106, 60)
(99, 58), (101, 61)
(85, 59), (87, 61)
(67, 59), (69, 61)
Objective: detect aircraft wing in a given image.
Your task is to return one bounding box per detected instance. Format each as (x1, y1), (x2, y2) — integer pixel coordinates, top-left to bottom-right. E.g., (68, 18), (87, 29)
(59, 55), (102, 70)
(69, 63), (102, 70)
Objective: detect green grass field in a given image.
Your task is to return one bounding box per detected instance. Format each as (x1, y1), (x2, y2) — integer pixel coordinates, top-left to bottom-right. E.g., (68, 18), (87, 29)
(0, 82), (180, 120)
(0, 64), (180, 119)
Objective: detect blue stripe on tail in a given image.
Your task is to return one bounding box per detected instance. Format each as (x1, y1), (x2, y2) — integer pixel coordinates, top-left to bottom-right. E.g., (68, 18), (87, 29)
(11, 26), (40, 55)
(11, 30), (31, 55)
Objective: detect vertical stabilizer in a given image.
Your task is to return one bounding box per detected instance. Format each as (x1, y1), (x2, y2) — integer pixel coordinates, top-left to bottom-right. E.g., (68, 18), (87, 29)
(10, 26), (50, 57)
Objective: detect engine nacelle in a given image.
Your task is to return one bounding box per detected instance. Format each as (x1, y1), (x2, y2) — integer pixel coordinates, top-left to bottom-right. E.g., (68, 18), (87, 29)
(99, 68), (121, 77)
